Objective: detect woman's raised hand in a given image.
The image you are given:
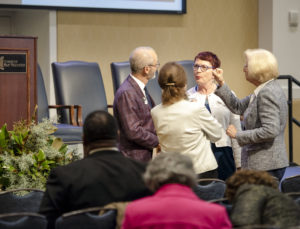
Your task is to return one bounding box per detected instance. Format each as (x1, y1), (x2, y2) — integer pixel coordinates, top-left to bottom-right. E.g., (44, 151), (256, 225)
(213, 68), (225, 87)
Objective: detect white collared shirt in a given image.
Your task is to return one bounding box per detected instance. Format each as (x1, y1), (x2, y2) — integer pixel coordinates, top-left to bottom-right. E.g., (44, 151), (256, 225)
(255, 78), (274, 96)
(130, 74), (148, 105)
(249, 79), (274, 104)
(187, 86), (242, 168)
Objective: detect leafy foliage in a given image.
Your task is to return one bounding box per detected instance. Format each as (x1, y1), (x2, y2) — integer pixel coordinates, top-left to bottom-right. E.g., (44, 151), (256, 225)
(0, 119), (80, 191)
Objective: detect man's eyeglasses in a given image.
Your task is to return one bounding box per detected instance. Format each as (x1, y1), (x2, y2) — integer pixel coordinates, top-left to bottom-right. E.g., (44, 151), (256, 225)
(193, 64), (214, 72)
(148, 62), (160, 68)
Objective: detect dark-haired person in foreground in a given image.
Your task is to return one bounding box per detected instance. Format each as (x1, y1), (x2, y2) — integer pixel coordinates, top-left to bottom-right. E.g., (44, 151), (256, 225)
(40, 110), (151, 229)
(122, 152), (232, 229)
(226, 170), (300, 227)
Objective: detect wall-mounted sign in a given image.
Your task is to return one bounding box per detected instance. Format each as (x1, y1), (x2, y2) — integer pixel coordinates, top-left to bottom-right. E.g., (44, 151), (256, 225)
(0, 53), (27, 73)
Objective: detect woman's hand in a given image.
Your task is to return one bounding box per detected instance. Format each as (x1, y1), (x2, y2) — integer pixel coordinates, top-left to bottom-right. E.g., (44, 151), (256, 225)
(213, 68), (225, 86)
(226, 124), (237, 138)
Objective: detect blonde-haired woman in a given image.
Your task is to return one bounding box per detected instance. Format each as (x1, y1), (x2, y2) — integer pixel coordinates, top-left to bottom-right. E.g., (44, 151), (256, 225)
(151, 62), (223, 178)
(214, 49), (289, 181)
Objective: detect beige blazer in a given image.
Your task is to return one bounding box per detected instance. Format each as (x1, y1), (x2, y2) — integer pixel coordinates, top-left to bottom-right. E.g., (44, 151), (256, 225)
(151, 99), (222, 174)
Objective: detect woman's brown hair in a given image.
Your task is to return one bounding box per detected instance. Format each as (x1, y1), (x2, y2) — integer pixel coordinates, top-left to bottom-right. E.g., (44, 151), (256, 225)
(158, 62), (187, 105)
(225, 170), (278, 202)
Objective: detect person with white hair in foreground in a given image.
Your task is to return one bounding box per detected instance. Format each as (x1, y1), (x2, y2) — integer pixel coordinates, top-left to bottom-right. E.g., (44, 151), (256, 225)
(122, 152), (232, 229)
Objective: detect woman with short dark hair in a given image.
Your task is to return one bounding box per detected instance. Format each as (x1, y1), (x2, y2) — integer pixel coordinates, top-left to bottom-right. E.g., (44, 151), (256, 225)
(187, 51), (242, 181)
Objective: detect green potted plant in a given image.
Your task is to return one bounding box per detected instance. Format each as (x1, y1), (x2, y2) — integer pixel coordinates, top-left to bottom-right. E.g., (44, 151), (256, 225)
(0, 118), (80, 191)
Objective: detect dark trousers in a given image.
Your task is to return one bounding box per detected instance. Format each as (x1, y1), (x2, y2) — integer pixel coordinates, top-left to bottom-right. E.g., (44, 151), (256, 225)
(211, 144), (236, 181)
(197, 169), (218, 179)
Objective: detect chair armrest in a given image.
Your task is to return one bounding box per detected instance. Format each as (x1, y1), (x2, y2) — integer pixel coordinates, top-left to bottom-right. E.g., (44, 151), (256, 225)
(48, 105), (82, 126)
(74, 105), (83, 126)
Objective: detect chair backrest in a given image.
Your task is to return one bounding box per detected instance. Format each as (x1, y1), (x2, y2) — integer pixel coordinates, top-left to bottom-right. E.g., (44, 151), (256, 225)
(176, 60), (196, 90)
(0, 212), (47, 229)
(37, 64), (49, 122)
(193, 178), (226, 201)
(52, 61), (108, 124)
(0, 189), (44, 214)
(55, 207), (116, 229)
(110, 61), (131, 94)
(110, 61), (162, 105)
(36, 64), (82, 144)
(281, 175), (300, 193)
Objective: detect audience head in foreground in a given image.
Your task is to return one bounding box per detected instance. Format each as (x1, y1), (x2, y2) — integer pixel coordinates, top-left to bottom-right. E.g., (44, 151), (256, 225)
(144, 151), (197, 192)
(83, 109), (118, 156)
(226, 170), (300, 227)
(122, 153), (232, 229)
(113, 46), (159, 162)
(40, 110), (151, 229)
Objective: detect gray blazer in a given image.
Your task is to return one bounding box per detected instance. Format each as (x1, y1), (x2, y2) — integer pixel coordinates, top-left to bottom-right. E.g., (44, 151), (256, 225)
(215, 80), (289, 171)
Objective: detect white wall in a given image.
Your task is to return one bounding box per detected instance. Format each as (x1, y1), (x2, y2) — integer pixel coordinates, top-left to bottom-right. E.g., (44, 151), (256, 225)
(259, 0), (300, 98)
(12, 9), (57, 109)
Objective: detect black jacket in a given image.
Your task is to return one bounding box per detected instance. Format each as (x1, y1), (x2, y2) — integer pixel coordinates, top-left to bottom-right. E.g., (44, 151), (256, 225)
(39, 150), (151, 229)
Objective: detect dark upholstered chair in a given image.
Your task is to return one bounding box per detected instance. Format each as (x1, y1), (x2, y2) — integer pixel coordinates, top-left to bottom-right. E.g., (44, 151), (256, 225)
(281, 175), (300, 193)
(0, 212), (47, 229)
(176, 60), (196, 90)
(193, 178), (226, 201)
(110, 61), (162, 105)
(55, 207), (116, 229)
(110, 61), (131, 94)
(52, 61), (110, 126)
(110, 60), (196, 105)
(0, 188), (44, 214)
(37, 64), (82, 144)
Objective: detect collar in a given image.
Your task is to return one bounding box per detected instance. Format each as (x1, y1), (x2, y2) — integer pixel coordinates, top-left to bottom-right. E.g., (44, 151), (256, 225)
(154, 183), (199, 200)
(130, 74), (146, 96)
(88, 147), (119, 155)
(254, 79), (274, 96)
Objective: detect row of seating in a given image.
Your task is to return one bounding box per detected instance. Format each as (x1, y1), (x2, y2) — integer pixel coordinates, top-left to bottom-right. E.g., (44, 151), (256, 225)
(0, 179), (225, 215)
(1, 176), (300, 229)
(37, 60), (196, 144)
(0, 179), (224, 229)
